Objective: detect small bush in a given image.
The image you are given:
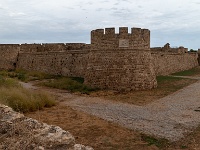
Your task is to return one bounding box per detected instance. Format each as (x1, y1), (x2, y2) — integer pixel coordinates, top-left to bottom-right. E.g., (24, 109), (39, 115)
(17, 72), (27, 81)
(141, 134), (169, 148)
(25, 70), (56, 80)
(41, 77), (98, 94)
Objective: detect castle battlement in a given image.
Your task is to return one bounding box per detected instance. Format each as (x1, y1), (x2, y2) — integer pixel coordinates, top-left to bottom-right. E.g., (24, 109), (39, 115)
(91, 27), (149, 36)
(91, 27), (150, 50)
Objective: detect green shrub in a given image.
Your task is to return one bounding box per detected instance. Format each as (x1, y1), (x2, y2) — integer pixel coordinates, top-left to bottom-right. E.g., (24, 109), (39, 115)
(25, 70), (56, 80)
(171, 67), (200, 76)
(17, 72), (27, 81)
(41, 77), (98, 94)
(141, 134), (169, 148)
(156, 76), (182, 84)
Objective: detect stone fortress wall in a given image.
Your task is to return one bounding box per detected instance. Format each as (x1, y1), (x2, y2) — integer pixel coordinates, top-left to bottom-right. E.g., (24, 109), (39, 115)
(0, 27), (199, 91)
(17, 43), (90, 77)
(151, 43), (199, 75)
(0, 44), (20, 70)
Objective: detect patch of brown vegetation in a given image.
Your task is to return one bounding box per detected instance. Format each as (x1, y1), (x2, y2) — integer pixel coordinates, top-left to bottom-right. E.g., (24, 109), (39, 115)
(90, 78), (197, 106)
(26, 104), (160, 150)
(26, 102), (200, 150)
(25, 103), (200, 150)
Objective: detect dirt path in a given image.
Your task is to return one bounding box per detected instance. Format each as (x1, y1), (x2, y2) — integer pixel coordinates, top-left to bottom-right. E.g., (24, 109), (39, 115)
(21, 79), (200, 142)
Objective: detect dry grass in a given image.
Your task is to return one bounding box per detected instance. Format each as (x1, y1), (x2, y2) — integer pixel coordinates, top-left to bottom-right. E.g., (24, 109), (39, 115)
(0, 87), (56, 113)
(0, 76), (56, 113)
(0, 69), (55, 82)
(90, 76), (197, 105)
(27, 104), (200, 150)
(26, 104), (160, 150)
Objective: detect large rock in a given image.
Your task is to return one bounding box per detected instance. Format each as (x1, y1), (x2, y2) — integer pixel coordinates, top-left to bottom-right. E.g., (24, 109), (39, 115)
(0, 104), (93, 150)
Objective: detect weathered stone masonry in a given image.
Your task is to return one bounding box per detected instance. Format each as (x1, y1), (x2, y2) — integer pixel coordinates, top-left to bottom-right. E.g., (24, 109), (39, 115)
(151, 44), (199, 75)
(0, 27), (199, 91)
(17, 43), (90, 77)
(0, 44), (20, 70)
(85, 27), (157, 91)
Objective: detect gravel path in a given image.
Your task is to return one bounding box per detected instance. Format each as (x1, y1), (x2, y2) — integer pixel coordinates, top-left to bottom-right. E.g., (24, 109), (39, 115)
(66, 80), (200, 141)
(21, 79), (200, 141)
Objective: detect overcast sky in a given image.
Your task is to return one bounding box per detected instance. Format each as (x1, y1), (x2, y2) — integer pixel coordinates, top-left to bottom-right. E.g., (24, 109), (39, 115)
(0, 0), (200, 49)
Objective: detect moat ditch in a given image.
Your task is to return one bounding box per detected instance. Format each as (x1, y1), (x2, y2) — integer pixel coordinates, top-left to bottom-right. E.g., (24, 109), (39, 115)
(22, 75), (200, 149)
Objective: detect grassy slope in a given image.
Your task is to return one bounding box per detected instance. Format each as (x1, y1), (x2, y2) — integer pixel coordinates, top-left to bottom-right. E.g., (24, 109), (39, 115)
(0, 76), (56, 113)
(172, 66), (200, 76)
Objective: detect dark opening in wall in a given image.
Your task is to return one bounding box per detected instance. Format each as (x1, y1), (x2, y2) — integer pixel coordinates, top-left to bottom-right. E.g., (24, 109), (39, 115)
(13, 63), (16, 69)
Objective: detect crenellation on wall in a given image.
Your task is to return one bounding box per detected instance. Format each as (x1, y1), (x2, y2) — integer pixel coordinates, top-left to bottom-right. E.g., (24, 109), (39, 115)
(91, 27), (150, 50)
(119, 27), (128, 36)
(105, 27), (115, 36)
(131, 27), (141, 35)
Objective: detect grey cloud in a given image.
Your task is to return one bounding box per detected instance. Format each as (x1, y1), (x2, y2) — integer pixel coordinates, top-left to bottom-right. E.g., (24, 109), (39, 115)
(0, 18), (90, 44)
(138, 5), (143, 8)
(63, 6), (74, 10)
(1, 0), (200, 50)
(100, 0), (109, 3)
(193, 2), (200, 4)
(110, 7), (118, 10)
(96, 8), (104, 11)
(0, 30), (89, 44)
(85, 1), (93, 5)
(116, 0), (132, 3)
(151, 29), (200, 50)
(111, 8), (132, 20)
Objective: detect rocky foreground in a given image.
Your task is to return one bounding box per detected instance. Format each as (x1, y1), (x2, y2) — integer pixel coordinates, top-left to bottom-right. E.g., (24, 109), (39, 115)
(0, 104), (93, 150)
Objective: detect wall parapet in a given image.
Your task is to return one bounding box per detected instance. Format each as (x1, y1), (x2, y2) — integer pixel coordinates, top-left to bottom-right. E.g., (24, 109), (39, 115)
(91, 27), (150, 50)
(19, 43), (89, 53)
(151, 43), (188, 54)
